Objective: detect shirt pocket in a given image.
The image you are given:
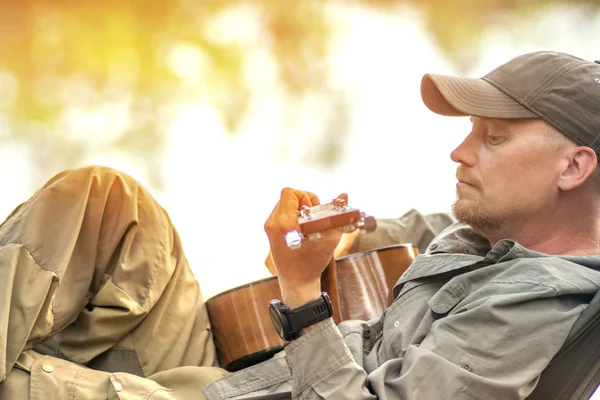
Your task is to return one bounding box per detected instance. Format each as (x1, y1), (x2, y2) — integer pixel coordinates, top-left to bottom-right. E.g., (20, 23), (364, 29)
(381, 279), (447, 358)
(427, 281), (465, 318)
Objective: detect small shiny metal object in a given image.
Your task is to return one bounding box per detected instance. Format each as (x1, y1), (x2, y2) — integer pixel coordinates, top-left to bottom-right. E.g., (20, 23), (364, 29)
(332, 197), (347, 209)
(300, 205), (312, 219)
(285, 230), (303, 250)
(307, 233), (322, 241)
(338, 224), (358, 233)
(113, 380), (123, 392)
(41, 363), (54, 373)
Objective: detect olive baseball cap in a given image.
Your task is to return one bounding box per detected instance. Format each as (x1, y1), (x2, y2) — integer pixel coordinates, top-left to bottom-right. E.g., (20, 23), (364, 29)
(421, 51), (600, 153)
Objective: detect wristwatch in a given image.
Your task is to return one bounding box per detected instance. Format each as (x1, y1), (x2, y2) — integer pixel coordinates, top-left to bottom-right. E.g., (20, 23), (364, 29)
(269, 292), (333, 341)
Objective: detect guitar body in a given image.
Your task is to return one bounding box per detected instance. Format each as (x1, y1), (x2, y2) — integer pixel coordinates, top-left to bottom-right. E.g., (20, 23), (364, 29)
(334, 244), (418, 322)
(206, 243), (418, 371)
(205, 275), (287, 372)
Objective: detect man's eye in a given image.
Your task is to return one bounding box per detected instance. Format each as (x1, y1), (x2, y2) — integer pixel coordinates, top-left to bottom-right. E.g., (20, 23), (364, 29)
(487, 135), (504, 144)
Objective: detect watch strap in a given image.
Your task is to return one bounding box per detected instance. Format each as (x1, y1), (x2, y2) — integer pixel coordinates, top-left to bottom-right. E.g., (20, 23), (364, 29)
(287, 293), (333, 333)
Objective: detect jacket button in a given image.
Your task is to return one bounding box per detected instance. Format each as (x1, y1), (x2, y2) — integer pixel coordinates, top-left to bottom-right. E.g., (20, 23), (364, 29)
(113, 381), (123, 392)
(362, 329), (371, 339)
(41, 363), (54, 373)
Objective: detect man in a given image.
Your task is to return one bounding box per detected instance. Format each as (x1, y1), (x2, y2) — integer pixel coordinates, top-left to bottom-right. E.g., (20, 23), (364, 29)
(202, 50), (600, 398)
(0, 51), (598, 399)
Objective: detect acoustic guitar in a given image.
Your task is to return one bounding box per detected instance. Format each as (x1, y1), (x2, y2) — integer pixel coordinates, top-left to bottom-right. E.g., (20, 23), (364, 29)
(205, 199), (417, 371)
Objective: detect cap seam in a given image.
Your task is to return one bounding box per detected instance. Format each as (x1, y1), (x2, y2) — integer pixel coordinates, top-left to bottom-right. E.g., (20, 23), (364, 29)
(443, 77), (531, 112)
(450, 78), (527, 105)
(526, 62), (581, 105)
(522, 61), (579, 105)
(482, 76), (532, 111)
(587, 131), (600, 151)
(481, 61), (578, 110)
(521, 65), (566, 105)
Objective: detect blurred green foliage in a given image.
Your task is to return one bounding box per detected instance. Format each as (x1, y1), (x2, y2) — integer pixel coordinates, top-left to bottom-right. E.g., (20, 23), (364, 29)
(0, 0), (597, 185)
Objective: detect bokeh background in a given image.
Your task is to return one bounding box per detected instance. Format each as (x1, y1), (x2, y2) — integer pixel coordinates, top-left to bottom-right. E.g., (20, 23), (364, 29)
(1, 0), (598, 289)
(0, 4), (598, 389)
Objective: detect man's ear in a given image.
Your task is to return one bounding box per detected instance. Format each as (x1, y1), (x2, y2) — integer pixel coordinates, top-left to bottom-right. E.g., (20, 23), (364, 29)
(557, 146), (598, 191)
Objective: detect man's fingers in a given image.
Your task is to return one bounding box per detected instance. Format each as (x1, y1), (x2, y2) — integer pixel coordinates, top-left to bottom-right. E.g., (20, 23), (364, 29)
(266, 188), (348, 242)
(265, 188), (314, 238)
(280, 187), (320, 208)
(302, 191), (320, 207)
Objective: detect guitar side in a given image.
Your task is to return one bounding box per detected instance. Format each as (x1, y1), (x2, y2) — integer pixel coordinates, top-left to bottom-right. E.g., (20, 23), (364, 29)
(205, 243), (418, 371)
(205, 275), (288, 371)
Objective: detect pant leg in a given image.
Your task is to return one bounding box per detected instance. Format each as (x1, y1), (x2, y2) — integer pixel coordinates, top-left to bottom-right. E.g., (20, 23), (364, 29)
(1, 349), (228, 400)
(0, 165), (217, 382)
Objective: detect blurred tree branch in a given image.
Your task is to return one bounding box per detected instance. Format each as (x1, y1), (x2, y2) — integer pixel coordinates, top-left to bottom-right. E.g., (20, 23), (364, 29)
(0, 0), (597, 187)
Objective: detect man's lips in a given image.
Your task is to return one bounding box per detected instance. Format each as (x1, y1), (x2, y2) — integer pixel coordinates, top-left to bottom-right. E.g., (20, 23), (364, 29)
(456, 168), (479, 188)
(456, 176), (478, 188)
(457, 182), (475, 192)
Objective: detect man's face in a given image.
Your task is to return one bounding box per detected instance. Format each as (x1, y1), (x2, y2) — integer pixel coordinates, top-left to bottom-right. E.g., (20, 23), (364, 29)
(451, 117), (567, 235)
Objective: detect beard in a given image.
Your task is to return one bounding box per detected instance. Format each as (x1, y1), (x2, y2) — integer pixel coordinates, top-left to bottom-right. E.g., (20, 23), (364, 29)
(452, 197), (501, 233)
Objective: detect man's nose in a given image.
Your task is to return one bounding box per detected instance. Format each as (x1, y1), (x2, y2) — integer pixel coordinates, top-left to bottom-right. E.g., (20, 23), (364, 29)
(450, 133), (477, 166)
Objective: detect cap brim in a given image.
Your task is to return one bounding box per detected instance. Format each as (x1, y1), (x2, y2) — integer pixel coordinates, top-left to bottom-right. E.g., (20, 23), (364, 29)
(421, 74), (537, 119)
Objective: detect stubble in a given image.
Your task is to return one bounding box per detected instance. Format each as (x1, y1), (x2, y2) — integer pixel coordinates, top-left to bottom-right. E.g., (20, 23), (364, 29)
(452, 197), (501, 232)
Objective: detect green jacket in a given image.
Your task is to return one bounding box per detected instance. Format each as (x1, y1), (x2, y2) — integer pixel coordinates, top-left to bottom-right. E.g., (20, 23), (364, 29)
(203, 224), (600, 399)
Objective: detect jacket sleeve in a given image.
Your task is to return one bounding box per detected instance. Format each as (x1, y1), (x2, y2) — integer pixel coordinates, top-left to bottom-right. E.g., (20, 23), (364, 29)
(285, 284), (589, 400)
(348, 209), (456, 255)
(285, 319), (375, 399)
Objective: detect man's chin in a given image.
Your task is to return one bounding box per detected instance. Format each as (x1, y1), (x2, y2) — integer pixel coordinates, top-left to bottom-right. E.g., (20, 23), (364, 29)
(452, 201), (500, 232)
(451, 199), (470, 221)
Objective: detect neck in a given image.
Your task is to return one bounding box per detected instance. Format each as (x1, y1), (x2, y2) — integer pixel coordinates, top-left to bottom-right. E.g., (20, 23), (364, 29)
(483, 198), (600, 256)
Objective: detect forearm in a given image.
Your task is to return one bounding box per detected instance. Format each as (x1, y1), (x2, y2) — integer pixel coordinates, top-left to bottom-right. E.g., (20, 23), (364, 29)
(279, 279), (322, 310)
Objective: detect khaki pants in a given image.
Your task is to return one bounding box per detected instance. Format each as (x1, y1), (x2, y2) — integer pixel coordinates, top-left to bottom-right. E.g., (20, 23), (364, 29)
(0, 166), (227, 399)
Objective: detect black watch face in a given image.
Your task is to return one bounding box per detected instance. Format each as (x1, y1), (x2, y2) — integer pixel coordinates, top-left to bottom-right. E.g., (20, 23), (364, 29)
(269, 302), (285, 338)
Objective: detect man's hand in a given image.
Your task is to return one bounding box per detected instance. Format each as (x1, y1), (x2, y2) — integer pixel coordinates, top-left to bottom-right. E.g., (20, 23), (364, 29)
(264, 188), (346, 309)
